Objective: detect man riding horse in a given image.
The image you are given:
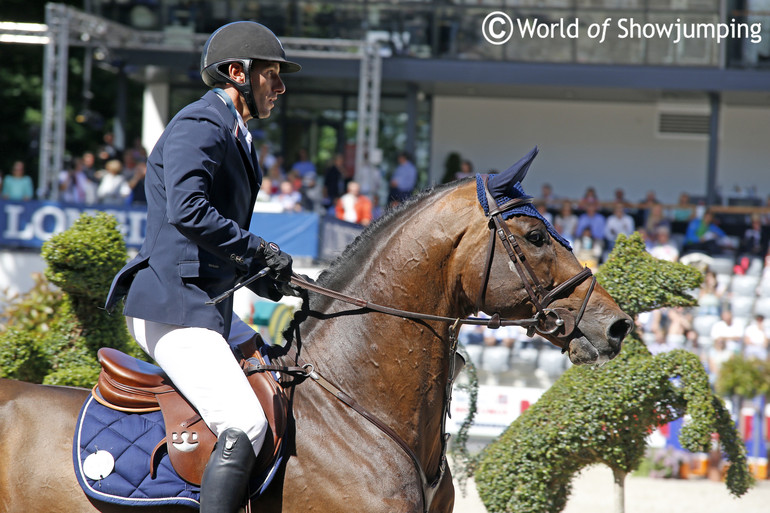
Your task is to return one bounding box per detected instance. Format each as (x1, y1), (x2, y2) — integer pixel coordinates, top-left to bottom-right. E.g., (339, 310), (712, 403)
(105, 21), (301, 513)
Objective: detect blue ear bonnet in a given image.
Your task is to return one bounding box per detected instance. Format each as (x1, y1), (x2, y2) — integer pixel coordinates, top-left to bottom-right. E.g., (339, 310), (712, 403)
(475, 147), (572, 250)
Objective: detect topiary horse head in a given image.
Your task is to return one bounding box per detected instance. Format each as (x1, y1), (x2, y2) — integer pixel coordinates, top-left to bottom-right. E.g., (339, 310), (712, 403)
(474, 232), (752, 513)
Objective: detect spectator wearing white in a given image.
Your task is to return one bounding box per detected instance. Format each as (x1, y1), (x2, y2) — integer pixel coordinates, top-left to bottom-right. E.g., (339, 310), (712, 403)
(743, 314), (769, 360)
(604, 202), (635, 251)
(554, 201), (578, 243)
(649, 225), (680, 262)
(96, 159), (131, 205)
(710, 309), (744, 354)
(335, 181), (373, 226)
(707, 337), (733, 383)
(59, 157), (95, 204)
(275, 180), (302, 212)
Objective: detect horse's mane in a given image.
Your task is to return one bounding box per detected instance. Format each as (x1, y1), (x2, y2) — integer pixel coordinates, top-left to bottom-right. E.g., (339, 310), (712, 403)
(315, 179), (466, 289)
(283, 179), (466, 345)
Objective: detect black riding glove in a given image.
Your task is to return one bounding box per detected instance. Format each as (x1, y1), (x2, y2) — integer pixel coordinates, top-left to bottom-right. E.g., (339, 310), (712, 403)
(260, 240), (293, 283)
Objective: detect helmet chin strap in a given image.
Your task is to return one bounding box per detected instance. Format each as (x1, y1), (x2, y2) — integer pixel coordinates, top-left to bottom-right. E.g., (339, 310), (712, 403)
(211, 59), (259, 120)
(232, 59), (259, 119)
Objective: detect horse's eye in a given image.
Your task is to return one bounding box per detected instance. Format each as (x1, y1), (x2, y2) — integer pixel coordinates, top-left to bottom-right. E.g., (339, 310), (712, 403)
(527, 230), (546, 246)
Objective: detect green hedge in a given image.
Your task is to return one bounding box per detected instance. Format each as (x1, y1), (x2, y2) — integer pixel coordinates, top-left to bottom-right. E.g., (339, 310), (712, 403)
(0, 212), (141, 386)
(474, 233), (751, 512)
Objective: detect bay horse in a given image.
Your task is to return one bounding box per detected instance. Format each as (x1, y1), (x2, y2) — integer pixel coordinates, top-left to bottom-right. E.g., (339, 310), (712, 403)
(0, 151), (632, 513)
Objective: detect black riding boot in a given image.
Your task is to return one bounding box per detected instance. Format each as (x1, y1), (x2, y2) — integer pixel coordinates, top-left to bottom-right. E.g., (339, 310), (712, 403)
(199, 428), (257, 513)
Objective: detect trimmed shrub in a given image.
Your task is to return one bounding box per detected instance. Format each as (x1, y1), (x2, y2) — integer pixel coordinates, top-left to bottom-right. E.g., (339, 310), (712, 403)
(474, 233), (751, 513)
(1, 212), (141, 386)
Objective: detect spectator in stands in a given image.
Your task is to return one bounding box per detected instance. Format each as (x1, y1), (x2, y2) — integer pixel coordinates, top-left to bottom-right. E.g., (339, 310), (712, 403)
(672, 192), (694, 222)
(275, 179), (302, 212)
(59, 157), (94, 204)
(575, 200), (606, 242)
(743, 314), (769, 360)
(455, 159), (474, 181)
(127, 136), (147, 164)
(482, 325), (518, 349)
(266, 158), (285, 191)
(554, 201), (578, 243)
(335, 181), (373, 226)
(258, 143), (277, 173)
(683, 210), (727, 254)
(648, 331), (676, 355)
(649, 225), (680, 262)
(762, 194), (770, 226)
(573, 226), (604, 271)
(2, 160), (34, 201)
(577, 186), (599, 211)
(96, 159), (131, 205)
(290, 148), (316, 179)
(535, 201), (552, 225)
(97, 131), (121, 165)
(604, 202), (635, 250)
(739, 214), (767, 257)
(707, 337), (733, 384)
(389, 151), (418, 206)
(300, 171), (323, 214)
(459, 324), (485, 345)
(540, 182), (560, 209)
(710, 309), (744, 353)
(644, 203), (671, 235)
(81, 151), (99, 184)
(697, 270), (723, 316)
(664, 307), (692, 349)
(121, 151), (139, 180)
(322, 153), (346, 213)
(128, 161), (147, 205)
(613, 187), (629, 207)
(256, 178), (274, 203)
(639, 190), (659, 208)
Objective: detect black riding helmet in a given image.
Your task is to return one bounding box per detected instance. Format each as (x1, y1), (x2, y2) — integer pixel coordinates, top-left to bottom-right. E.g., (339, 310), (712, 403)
(200, 21), (301, 118)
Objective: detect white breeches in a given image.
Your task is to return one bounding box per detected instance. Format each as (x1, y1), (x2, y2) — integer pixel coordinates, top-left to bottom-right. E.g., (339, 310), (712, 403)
(126, 314), (267, 456)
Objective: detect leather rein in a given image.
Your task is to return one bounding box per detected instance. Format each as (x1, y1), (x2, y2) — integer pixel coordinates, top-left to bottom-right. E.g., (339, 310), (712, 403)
(249, 179), (596, 513)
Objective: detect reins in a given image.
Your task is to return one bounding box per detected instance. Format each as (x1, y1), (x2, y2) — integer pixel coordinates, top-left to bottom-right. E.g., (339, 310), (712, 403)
(236, 179), (597, 513)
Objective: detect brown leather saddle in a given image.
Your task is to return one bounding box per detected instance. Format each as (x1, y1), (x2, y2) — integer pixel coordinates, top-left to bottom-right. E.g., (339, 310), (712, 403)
(92, 337), (288, 486)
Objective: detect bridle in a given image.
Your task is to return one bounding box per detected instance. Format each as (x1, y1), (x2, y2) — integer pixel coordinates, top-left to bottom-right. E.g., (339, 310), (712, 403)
(477, 174), (597, 350)
(216, 180), (598, 512)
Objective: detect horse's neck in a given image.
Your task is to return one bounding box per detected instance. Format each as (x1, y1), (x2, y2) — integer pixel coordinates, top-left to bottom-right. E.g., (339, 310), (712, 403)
(296, 188), (469, 463)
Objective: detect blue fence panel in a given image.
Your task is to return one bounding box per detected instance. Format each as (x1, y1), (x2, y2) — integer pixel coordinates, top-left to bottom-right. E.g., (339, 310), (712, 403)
(1, 200), (324, 259)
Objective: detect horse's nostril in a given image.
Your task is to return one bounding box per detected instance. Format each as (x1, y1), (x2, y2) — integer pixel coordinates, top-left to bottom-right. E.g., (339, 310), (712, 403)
(608, 317), (633, 349)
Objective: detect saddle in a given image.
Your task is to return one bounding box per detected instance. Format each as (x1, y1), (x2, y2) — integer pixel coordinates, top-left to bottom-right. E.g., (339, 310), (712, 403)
(92, 337), (288, 486)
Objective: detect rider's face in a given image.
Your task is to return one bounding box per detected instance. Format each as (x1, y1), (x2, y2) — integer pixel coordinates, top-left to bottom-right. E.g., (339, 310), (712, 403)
(250, 61), (285, 119)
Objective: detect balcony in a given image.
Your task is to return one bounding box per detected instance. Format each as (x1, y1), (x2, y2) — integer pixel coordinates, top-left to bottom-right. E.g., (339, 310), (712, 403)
(91, 0), (770, 69)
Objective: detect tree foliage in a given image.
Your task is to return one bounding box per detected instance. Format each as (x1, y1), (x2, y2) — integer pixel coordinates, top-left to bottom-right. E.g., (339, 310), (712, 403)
(0, 0), (143, 180)
(717, 354), (770, 399)
(474, 233), (751, 513)
(0, 212), (141, 386)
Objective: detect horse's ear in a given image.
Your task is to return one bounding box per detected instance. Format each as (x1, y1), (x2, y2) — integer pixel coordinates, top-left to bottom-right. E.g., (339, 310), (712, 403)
(488, 146), (538, 198)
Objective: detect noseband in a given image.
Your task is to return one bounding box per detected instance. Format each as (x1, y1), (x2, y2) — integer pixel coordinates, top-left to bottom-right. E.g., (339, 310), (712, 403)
(477, 175), (596, 349)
